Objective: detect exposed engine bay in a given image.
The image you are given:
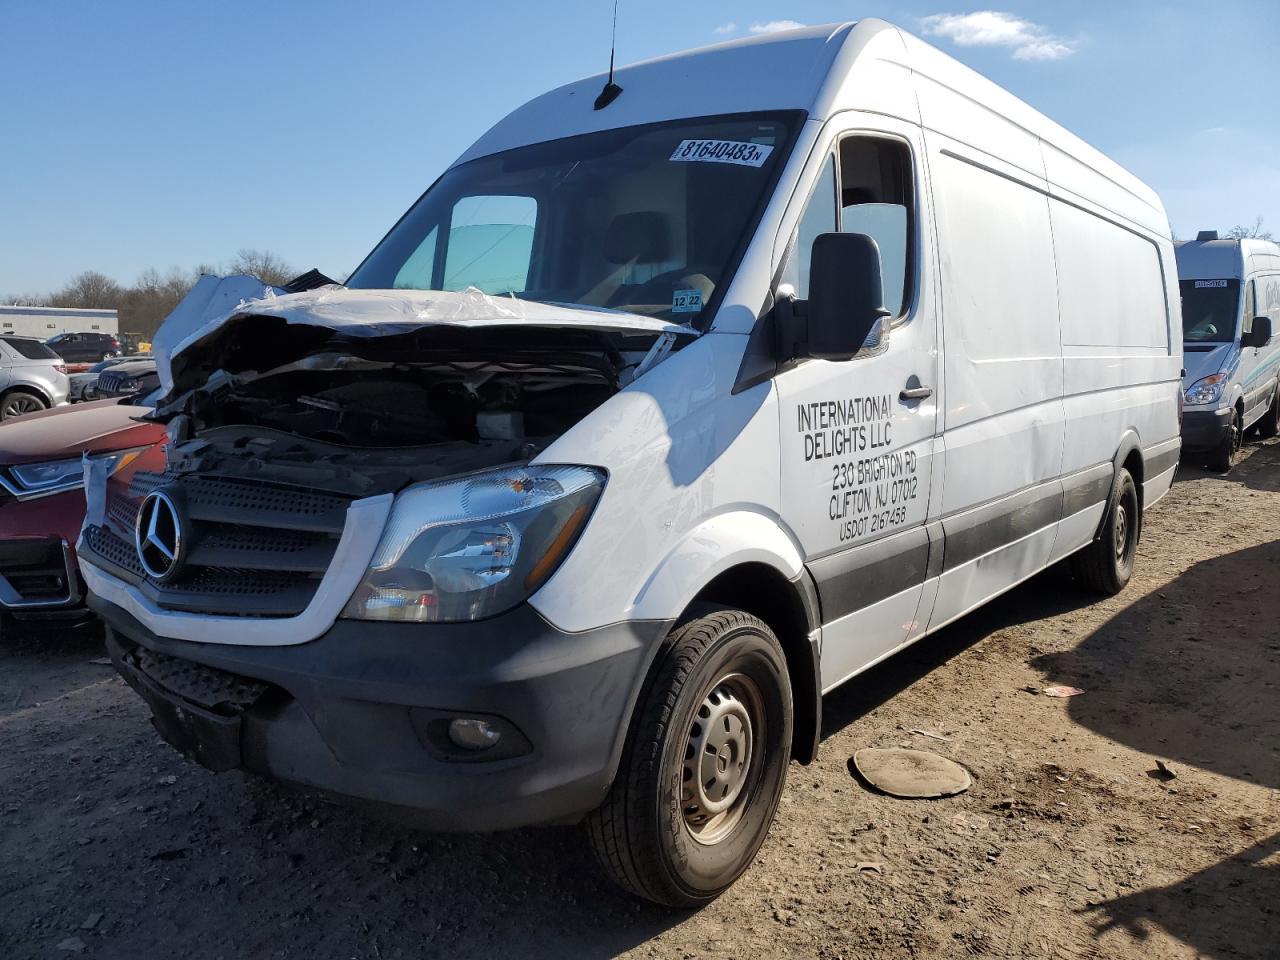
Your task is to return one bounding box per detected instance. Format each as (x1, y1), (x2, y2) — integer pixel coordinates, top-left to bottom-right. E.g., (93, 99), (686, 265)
(150, 319), (670, 498)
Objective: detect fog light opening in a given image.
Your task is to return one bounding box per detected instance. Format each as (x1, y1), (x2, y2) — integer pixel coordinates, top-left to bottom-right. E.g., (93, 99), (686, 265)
(447, 717), (502, 751)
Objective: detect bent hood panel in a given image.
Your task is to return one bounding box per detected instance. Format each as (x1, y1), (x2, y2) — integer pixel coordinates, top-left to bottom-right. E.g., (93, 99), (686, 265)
(0, 400), (164, 465)
(159, 285), (695, 394)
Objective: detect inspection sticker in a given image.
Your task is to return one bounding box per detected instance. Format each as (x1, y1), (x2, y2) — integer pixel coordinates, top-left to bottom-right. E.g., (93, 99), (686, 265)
(670, 139), (774, 167)
(672, 288), (704, 313)
(1194, 279), (1230, 288)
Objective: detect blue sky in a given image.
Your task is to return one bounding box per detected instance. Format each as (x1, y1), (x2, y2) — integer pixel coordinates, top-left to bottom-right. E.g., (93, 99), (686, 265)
(3, 1), (1277, 295)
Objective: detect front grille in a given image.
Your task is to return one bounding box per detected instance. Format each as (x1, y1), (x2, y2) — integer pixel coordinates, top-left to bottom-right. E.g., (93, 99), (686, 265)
(97, 371), (139, 396)
(83, 472), (351, 618)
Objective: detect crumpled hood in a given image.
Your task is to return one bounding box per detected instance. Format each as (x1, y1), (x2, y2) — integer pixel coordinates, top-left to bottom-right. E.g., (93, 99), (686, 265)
(1182, 342), (1235, 388)
(158, 284), (695, 394)
(0, 400), (164, 465)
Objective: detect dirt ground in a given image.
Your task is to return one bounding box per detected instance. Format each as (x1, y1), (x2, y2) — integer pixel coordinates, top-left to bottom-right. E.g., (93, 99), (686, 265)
(3, 442), (1279, 960)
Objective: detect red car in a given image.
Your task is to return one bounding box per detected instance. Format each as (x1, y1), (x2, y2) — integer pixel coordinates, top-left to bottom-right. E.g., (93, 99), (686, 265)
(0, 398), (165, 628)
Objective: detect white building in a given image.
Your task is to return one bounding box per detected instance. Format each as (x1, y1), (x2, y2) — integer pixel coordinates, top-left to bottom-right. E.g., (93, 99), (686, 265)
(0, 305), (119, 339)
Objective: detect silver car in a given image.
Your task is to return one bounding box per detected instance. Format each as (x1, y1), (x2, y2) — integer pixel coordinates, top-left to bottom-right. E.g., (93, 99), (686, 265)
(0, 336), (71, 420)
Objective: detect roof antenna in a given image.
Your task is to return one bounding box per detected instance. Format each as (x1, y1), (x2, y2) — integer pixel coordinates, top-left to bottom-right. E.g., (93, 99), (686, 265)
(594, 0), (623, 110)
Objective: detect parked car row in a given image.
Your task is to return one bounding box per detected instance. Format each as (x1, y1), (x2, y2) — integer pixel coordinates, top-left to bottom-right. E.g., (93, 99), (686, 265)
(2, 18), (1277, 910)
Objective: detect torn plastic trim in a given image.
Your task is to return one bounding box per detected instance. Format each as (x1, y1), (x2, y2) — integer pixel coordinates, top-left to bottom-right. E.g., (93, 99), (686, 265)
(78, 493), (394, 647)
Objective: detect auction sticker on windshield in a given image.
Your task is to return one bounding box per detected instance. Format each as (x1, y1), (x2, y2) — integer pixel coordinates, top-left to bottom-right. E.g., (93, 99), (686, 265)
(670, 139), (774, 167)
(672, 288), (704, 313)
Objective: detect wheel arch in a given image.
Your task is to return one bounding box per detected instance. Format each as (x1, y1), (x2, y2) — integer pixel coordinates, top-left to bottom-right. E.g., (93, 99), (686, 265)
(1096, 431), (1144, 540)
(686, 562), (823, 765)
(0, 382), (52, 409)
(621, 511), (822, 763)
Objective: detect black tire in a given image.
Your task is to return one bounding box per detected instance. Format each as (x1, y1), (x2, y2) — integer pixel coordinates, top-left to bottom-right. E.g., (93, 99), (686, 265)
(1207, 408), (1242, 473)
(0, 390), (48, 420)
(1071, 467), (1140, 595)
(585, 608), (792, 908)
(1258, 391), (1280, 439)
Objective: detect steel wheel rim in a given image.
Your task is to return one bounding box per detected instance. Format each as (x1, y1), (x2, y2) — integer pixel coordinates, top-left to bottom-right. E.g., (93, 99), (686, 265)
(1114, 499), (1129, 561)
(2, 396), (41, 418)
(681, 672), (765, 846)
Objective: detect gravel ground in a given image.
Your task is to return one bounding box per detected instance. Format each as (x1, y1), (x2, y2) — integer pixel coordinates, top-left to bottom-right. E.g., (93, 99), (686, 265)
(2, 441), (1278, 959)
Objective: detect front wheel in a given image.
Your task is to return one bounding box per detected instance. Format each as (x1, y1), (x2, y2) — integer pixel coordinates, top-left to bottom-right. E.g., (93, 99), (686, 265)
(1207, 408), (1242, 473)
(1070, 467), (1140, 595)
(0, 390), (48, 420)
(585, 608), (792, 907)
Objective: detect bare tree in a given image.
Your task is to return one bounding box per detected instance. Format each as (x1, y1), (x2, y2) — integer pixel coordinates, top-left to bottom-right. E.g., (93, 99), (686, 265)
(227, 249), (294, 286)
(1, 292), (51, 306)
(7, 248), (301, 339)
(1225, 216), (1275, 241)
(51, 270), (124, 309)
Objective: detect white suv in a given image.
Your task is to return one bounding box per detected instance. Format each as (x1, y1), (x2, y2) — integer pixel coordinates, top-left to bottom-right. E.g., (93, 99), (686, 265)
(0, 336), (70, 420)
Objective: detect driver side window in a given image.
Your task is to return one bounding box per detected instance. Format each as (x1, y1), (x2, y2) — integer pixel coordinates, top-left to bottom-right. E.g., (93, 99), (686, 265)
(781, 155), (837, 299)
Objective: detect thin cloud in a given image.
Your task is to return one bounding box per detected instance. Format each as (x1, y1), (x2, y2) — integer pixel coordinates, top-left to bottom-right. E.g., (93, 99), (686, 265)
(713, 22), (737, 35)
(919, 11), (1075, 61)
(749, 20), (805, 35)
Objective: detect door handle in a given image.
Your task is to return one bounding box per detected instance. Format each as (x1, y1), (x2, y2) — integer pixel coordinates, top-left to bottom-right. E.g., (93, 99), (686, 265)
(899, 385), (933, 401)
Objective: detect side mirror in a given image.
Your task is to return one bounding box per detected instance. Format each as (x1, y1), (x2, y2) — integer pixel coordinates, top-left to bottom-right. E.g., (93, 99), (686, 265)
(806, 232), (891, 361)
(1245, 316), (1271, 348)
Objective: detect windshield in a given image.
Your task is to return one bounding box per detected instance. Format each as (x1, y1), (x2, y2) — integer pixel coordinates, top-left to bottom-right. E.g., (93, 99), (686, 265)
(349, 112), (802, 323)
(1181, 279), (1240, 343)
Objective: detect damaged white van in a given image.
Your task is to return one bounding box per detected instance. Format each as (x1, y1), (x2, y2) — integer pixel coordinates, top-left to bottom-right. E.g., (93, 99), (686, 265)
(81, 20), (1182, 906)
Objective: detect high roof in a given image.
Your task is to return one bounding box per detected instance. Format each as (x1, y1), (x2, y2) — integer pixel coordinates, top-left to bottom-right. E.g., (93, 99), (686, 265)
(455, 22), (873, 164)
(1176, 236), (1280, 278)
(455, 18), (1166, 236)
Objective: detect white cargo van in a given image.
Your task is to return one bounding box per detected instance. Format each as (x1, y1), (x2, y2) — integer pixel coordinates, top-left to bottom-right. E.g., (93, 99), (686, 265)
(1176, 232), (1280, 471)
(80, 21), (1182, 906)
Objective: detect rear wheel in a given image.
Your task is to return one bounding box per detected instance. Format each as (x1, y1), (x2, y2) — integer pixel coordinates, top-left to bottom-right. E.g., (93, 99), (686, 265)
(586, 608), (792, 907)
(1071, 467), (1140, 595)
(0, 390), (47, 420)
(1207, 408), (1242, 473)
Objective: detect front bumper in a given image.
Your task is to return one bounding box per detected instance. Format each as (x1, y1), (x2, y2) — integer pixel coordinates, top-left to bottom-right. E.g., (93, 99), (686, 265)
(0, 489), (91, 619)
(1181, 408), (1233, 452)
(92, 595), (670, 831)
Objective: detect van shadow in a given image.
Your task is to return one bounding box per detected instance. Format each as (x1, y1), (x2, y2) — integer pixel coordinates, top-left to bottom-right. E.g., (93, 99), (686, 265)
(1080, 831), (1280, 960)
(1028, 540), (1280, 959)
(1031, 539), (1280, 791)
(1179, 434), (1280, 493)
(820, 567), (1096, 737)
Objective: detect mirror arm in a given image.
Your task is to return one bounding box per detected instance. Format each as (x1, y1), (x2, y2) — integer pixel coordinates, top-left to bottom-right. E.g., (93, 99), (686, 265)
(774, 289), (809, 363)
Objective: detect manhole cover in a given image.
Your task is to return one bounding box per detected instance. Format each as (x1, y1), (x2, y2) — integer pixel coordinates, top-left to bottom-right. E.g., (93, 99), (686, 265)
(851, 747), (972, 798)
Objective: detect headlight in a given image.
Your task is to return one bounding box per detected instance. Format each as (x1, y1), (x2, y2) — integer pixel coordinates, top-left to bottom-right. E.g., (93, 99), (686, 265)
(1184, 373), (1227, 405)
(2, 448), (146, 501)
(343, 464), (605, 623)
(8, 458), (84, 494)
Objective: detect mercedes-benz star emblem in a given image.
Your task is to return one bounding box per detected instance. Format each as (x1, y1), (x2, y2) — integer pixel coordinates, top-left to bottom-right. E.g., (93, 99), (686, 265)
(135, 489), (185, 582)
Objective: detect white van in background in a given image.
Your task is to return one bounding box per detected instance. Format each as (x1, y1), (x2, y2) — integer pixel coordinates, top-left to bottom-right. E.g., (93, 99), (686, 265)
(1177, 232), (1280, 471)
(80, 21), (1183, 906)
